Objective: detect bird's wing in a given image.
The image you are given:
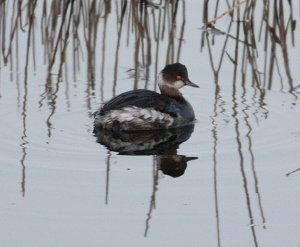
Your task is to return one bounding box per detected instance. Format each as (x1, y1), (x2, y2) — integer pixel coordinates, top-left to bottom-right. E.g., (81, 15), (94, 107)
(99, 89), (174, 115)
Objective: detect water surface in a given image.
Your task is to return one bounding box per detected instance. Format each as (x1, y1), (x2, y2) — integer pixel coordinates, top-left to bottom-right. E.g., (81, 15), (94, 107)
(0, 1), (300, 246)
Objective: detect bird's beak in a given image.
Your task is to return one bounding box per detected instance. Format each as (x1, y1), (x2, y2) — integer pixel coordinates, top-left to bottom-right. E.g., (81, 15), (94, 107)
(184, 156), (198, 162)
(184, 79), (199, 88)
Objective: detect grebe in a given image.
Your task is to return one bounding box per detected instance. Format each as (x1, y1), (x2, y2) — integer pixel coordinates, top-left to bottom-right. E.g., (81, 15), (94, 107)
(94, 63), (198, 131)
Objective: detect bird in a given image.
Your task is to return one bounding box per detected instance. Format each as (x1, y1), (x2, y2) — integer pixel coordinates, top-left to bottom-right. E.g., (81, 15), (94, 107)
(94, 63), (199, 132)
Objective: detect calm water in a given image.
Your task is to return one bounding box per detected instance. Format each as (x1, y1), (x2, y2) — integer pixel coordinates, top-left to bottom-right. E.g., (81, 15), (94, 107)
(0, 1), (300, 246)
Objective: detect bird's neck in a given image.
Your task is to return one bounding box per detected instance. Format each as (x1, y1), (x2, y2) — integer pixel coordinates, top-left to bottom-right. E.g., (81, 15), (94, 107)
(159, 84), (182, 98)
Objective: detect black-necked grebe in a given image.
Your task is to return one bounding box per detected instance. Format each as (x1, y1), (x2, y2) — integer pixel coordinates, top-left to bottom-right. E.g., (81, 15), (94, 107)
(94, 63), (199, 131)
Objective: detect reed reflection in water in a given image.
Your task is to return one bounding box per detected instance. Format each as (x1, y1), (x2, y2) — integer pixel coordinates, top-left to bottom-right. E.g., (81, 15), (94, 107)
(0, 1), (299, 246)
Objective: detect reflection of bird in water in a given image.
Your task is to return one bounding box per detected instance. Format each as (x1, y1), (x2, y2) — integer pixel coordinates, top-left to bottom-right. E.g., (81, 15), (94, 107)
(94, 63), (199, 132)
(94, 124), (195, 155)
(157, 155), (198, 178)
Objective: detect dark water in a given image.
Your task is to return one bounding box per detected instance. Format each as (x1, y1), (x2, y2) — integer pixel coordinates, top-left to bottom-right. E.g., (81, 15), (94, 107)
(0, 1), (299, 246)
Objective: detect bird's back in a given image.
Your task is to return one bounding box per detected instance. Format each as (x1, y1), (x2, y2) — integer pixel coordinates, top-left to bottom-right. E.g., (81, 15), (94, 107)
(94, 89), (195, 131)
(99, 89), (171, 115)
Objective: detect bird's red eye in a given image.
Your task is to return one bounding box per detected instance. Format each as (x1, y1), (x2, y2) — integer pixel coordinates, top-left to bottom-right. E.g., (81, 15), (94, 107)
(176, 75), (182, 80)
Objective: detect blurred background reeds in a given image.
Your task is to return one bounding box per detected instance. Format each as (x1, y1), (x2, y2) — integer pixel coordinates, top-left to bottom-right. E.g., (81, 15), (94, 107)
(0, 0), (298, 94)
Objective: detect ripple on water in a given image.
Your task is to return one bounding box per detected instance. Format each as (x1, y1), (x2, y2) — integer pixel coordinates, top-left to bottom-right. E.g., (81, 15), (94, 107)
(191, 90), (300, 157)
(0, 103), (102, 172)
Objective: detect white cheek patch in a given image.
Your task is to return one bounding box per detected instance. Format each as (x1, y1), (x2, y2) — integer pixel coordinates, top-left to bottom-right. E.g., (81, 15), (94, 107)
(172, 80), (185, 89)
(157, 73), (185, 90)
